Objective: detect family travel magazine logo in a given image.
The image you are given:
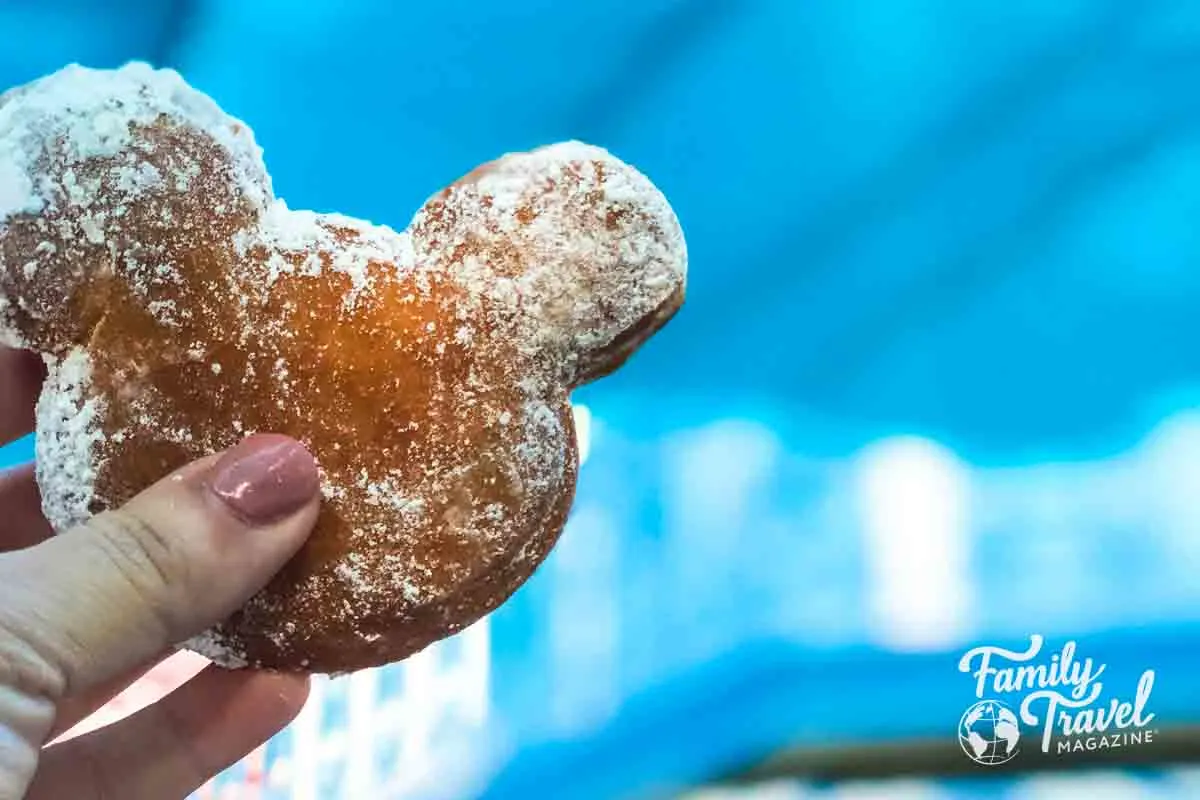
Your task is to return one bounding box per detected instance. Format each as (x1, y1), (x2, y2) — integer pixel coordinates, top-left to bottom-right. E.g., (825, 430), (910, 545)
(955, 634), (1156, 765)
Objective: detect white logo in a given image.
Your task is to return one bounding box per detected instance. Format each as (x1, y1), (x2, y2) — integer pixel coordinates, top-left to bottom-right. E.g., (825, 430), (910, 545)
(958, 700), (1020, 765)
(956, 635), (1156, 763)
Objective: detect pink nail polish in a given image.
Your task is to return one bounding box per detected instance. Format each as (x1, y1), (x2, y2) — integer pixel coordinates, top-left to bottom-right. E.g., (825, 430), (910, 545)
(209, 434), (319, 524)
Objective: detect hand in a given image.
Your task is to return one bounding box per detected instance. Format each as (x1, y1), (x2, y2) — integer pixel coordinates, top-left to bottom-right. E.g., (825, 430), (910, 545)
(0, 346), (322, 799)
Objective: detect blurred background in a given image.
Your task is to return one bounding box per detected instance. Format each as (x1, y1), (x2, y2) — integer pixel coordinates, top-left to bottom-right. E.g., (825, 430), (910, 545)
(5, 0), (1200, 797)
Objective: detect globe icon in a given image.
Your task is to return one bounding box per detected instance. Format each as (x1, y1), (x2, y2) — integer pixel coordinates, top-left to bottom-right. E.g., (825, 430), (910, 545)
(958, 700), (1021, 765)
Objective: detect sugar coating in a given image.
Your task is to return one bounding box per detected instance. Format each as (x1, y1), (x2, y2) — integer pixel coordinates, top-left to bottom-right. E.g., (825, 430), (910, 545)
(244, 201), (418, 311)
(0, 62), (268, 222)
(457, 140), (686, 358)
(34, 347), (106, 532)
(0, 62), (687, 672)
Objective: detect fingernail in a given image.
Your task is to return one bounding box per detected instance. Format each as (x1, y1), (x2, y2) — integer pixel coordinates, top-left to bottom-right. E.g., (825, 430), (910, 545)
(209, 434), (320, 524)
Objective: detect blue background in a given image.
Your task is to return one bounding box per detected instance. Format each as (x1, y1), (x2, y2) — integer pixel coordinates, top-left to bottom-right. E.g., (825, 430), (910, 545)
(5, 1), (1200, 798)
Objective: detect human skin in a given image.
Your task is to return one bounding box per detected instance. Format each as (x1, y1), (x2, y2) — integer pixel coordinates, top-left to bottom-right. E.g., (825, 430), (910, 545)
(0, 346), (320, 799)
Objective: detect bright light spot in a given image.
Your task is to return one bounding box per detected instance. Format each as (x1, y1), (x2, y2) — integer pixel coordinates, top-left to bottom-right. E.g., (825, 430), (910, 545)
(1139, 409), (1200, 534)
(288, 677), (325, 800)
(573, 404), (592, 466)
(680, 780), (814, 800)
(343, 668), (380, 797)
(663, 420), (781, 632)
(668, 419), (780, 525)
(1011, 772), (1162, 800)
(1133, 409), (1200, 594)
(857, 436), (973, 652)
(268, 623), (491, 798)
(830, 779), (948, 799)
(550, 506), (620, 732)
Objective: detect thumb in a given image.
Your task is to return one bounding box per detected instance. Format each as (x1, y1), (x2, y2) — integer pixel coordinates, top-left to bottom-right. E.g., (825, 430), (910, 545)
(0, 433), (320, 699)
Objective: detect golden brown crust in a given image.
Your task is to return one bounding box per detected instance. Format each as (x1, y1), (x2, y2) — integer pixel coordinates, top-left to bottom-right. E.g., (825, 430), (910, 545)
(0, 64), (686, 673)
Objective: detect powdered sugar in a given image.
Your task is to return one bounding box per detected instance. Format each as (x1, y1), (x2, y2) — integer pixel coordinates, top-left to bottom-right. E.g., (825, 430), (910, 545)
(1, 62), (274, 357)
(184, 629), (248, 669)
(415, 140), (687, 385)
(0, 157), (39, 220)
(240, 201), (417, 310)
(514, 399), (569, 494)
(113, 161), (162, 195)
(2, 62), (686, 673)
(334, 553), (377, 596)
(357, 469), (427, 516)
(0, 294), (25, 349)
(0, 62), (269, 228)
(34, 348), (106, 533)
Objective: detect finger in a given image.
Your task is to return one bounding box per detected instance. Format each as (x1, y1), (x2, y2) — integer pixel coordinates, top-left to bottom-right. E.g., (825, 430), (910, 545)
(0, 465), (53, 551)
(0, 347), (45, 447)
(0, 433), (320, 700)
(27, 666), (309, 800)
(49, 651), (173, 742)
(51, 651), (211, 744)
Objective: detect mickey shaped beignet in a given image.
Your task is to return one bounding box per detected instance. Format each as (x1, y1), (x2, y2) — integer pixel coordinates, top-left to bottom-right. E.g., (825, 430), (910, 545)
(0, 64), (686, 673)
